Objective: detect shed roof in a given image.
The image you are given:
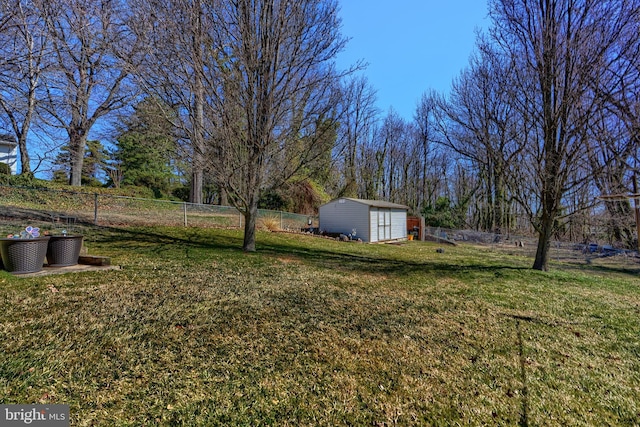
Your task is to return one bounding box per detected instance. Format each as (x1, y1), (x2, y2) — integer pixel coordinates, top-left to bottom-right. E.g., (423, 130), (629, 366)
(326, 198), (409, 210)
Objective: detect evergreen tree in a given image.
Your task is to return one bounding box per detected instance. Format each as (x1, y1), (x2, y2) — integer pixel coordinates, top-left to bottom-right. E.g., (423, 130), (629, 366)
(422, 196), (465, 229)
(109, 98), (178, 197)
(52, 140), (107, 186)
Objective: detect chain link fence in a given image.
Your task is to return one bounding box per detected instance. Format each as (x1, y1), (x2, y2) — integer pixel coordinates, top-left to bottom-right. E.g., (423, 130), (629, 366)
(0, 185), (312, 233)
(424, 225), (640, 267)
(1, 185), (638, 268)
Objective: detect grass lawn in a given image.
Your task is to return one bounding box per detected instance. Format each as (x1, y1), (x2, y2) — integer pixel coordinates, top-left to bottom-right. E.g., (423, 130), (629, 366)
(1, 226), (639, 426)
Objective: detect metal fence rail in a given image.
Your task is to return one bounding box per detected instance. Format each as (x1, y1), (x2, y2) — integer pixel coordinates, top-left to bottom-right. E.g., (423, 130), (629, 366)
(423, 225), (639, 266)
(0, 185), (311, 232)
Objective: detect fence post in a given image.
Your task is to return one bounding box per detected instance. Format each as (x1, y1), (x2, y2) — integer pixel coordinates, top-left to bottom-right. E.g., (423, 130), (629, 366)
(280, 211), (283, 230)
(183, 202), (188, 227)
(94, 193), (99, 225)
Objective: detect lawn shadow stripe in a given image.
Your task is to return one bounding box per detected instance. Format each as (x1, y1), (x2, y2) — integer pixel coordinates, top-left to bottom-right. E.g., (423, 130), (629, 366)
(259, 238), (530, 279)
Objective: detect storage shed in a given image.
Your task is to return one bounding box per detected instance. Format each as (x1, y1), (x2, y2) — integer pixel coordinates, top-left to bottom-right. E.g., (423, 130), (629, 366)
(319, 198), (409, 243)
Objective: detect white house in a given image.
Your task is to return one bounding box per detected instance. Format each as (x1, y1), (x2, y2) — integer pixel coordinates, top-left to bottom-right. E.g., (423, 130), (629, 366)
(319, 198), (409, 243)
(0, 135), (17, 175)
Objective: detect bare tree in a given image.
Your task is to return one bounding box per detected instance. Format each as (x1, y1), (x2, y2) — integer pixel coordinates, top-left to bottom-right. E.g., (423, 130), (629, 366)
(41, 0), (140, 186)
(210, 0), (347, 251)
(414, 91), (448, 212)
(355, 125), (381, 200)
(586, 109), (637, 247)
(337, 75), (378, 197)
(434, 40), (523, 234)
(376, 109), (407, 202)
(127, 0), (220, 203)
(489, 0), (639, 270)
(0, 0), (49, 175)
(590, 4), (640, 247)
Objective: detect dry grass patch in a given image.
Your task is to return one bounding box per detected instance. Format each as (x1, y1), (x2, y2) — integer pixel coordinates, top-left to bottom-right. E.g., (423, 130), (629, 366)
(259, 216), (281, 232)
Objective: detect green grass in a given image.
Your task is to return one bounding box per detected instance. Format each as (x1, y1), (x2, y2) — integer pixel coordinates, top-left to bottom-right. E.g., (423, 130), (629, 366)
(1, 226), (639, 426)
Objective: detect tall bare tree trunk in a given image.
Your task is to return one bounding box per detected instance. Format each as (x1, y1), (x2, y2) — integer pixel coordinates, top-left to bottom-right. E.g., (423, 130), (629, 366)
(0, 0), (47, 177)
(44, 0), (137, 186)
(17, 139), (31, 175)
(68, 128), (86, 186)
(533, 207), (556, 271)
(190, 82), (205, 204)
(189, 0), (205, 204)
(242, 153), (262, 252)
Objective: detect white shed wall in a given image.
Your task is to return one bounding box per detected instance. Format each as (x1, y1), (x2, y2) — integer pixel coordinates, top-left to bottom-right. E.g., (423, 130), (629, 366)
(319, 198), (408, 243)
(390, 209), (407, 240)
(319, 199), (371, 240)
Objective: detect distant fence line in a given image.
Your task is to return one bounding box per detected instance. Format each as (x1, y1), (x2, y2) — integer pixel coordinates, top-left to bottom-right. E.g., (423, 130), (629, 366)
(423, 225), (640, 264)
(423, 225), (540, 255)
(424, 226), (538, 245)
(2, 185), (638, 267)
(0, 185), (624, 243)
(0, 185), (312, 231)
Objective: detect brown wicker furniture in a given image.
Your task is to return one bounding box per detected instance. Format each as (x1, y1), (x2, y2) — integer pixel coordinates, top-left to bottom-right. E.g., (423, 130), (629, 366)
(46, 235), (84, 267)
(0, 237), (50, 274)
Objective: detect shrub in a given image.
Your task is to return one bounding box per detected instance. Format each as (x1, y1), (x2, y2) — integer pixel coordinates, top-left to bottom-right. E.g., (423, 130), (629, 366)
(0, 163), (10, 175)
(0, 172), (42, 187)
(171, 185), (190, 202)
(258, 178), (329, 215)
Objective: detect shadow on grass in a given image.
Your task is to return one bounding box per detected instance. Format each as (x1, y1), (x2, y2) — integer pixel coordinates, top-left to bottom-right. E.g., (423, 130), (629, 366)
(260, 238), (535, 279)
(89, 226), (530, 279)
(557, 261), (640, 279)
(89, 225), (244, 259)
(514, 317), (530, 427)
(87, 225), (640, 280)
(264, 235), (640, 279)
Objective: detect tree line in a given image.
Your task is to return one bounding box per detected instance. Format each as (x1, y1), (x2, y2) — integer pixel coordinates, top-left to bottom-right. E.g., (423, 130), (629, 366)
(1, 0), (639, 269)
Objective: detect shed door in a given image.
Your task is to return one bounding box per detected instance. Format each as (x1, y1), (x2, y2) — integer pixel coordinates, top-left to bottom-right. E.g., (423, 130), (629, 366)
(378, 209), (391, 241)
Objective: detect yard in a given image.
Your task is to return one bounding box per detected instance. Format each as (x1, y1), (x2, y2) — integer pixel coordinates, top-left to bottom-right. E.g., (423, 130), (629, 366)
(1, 225), (639, 425)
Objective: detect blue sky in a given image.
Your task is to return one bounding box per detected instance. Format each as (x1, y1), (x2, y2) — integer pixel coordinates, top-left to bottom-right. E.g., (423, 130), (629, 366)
(336, 1), (490, 121)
